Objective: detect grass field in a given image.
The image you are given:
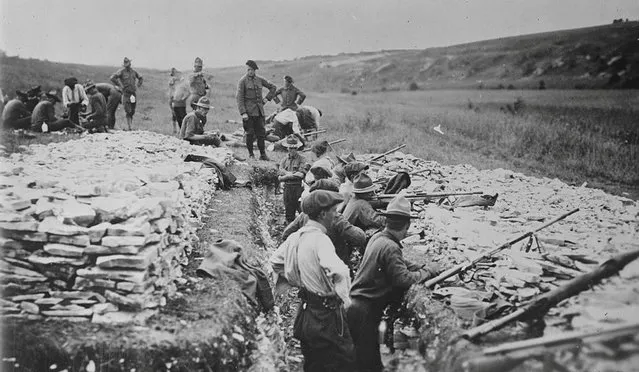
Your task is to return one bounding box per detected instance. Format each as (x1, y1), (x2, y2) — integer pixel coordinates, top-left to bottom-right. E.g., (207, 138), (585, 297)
(2, 55), (637, 198)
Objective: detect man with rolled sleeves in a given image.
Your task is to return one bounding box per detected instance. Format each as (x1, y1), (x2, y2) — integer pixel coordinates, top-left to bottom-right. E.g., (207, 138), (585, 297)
(110, 57), (143, 131)
(270, 190), (356, 371)
(348, 196), (440, 372)
(236, 59), (277, 160)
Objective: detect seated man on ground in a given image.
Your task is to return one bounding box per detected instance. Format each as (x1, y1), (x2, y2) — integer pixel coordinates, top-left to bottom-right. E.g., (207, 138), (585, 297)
(81, 80), (108, 133)
(30, 90), (77, 133)
(1, 90), (32, 130)
(342, 173), (386, 237)
(179, 97), (245, 161)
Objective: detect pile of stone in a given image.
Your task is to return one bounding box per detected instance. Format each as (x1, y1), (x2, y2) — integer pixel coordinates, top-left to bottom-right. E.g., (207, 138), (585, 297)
(0, 131), (231, 323)
(364, 151), (639, 368)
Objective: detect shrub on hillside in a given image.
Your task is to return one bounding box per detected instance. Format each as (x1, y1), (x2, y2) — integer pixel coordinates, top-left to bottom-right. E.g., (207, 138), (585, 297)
(408, 82), (419, 91)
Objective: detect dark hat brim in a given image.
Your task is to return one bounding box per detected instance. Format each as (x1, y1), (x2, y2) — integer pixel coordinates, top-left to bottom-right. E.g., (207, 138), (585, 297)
(381, 211), (420, 219)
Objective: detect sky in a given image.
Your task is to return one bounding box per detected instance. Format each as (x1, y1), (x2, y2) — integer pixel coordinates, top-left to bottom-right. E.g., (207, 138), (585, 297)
(1, 0), (637, 70)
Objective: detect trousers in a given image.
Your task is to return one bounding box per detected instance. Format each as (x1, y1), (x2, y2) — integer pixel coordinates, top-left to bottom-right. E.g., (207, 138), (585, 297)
(283, 183), (303, 222)
(347, 296), (386, 372)
(294, 290), (356, 372)
(243, 115), (266, 156)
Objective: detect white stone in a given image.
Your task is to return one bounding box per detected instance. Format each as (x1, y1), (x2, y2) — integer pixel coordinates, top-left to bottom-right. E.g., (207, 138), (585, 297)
(43, 243), (85, 257)
(60, 200), (96, 226)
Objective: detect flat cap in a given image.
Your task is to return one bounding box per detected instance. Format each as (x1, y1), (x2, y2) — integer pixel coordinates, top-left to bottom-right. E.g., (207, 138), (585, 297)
(301, 190), (344, 216)
(246, 60), (259, 70)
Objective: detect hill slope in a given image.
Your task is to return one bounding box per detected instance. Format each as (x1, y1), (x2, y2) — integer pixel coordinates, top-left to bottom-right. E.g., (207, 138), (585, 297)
(210, 21), (639, 92)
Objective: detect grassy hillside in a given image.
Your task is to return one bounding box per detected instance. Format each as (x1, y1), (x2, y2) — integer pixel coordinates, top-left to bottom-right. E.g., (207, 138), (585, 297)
(209, 21), (639, 92)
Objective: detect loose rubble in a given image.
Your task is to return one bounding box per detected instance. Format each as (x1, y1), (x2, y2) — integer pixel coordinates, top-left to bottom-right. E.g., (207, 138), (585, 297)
(365, 151), (639, 370)
(0, 131), (231, 323)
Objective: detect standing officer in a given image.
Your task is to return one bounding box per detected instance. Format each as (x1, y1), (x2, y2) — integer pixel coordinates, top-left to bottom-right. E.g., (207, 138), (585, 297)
(236, 59), (277, 160)
(110, 57), (143, 130)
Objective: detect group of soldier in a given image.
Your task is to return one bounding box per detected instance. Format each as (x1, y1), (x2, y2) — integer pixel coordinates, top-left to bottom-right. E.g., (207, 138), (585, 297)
(271, 136), (442, 371)
(0, 56), (142, 133)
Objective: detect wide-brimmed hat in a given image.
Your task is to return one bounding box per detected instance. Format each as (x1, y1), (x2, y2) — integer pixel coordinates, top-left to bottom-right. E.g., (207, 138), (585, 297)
(246, 60), (259, 70)
(301, 190), (344, 216)
(194, 96), (213, 109)
(84, 80), (96, 91)
(336, 152), (357, 165)
(194, 57), (203, 66)
(352, 173), (377, 194)
(45, 89), (61, 102)
(15, 90), (28, 98)
(281, 134), (303, 148)
(123, 57), (132, 65)
(381, 195), (418, 219)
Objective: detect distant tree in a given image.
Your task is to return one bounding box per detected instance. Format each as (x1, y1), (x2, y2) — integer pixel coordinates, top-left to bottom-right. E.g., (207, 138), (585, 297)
(351, 90), (358, 95)
(507, 84), (516, 90)
(408, 82), (419, 91)
(539, 80), (546, 90)
(497, 83), (505, 90)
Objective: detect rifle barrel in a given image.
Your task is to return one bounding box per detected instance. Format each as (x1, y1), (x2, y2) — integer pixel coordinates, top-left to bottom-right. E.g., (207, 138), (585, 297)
(301, 138), (346, 152)
(423, 208), (579, 288)
(369, 144), (406, 162)
(376, 191), (483, 199)
(302, 129), (326, 136)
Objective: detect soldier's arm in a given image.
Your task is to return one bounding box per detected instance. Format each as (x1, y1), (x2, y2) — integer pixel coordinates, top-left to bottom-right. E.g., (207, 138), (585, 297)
(381, 245), (429, 289)
(360, 203), (386, 229)
(236, 79), (246, 115)
(296, 87), (306, 105)
(136, 71), (143, 88)
(261, 77), (277, 101)
(334, 215), (366, 247)
(110, 70), (122, 89)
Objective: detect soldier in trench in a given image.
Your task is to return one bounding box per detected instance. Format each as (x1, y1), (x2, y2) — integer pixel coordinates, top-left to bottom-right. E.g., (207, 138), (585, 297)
(270, 190), (356, 371)
(347, 195), (440, 372)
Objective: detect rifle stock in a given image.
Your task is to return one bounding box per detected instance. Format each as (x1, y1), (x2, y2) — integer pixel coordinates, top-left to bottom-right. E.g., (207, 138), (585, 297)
(369, 144), (407, 162)
(423, 208), (579, 288)
(375, 191), (483, 200)
(302, 129), (326, 137)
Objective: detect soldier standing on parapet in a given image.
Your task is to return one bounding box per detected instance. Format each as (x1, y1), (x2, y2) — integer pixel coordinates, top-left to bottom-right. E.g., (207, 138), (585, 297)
(236, 59), (277, 160)
(186, 57), (209, 111)
(110, 57), (143, 131)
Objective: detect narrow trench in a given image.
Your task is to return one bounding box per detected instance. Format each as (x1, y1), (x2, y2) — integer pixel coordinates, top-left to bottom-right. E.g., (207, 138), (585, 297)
(243, 176), (435, 372)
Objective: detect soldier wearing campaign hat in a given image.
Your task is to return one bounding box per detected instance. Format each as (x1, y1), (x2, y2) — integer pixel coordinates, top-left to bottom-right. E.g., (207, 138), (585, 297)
(110, 57), (143, 130)
(186, 57), (210, 112)
(348, 195), (441, 371)
(341, 173), (385, 235)
(278, 134), (310, 222)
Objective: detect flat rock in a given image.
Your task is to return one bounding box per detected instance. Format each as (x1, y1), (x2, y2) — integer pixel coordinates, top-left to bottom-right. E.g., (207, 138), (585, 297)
(41, 308), (93, 317)
(43, 243), (85, 257)
(106, 217), (152, 237)
(88, 222), (111, 243)
(48, 234), (90, 247)
(34, 297), (64, 306)
(20, 301), (40, 314)
(0, 261), (46, 278)
(91, 302), (119, 315)
(101, 235), (147, 248)
(0, 221), (39, 232)
(2, 230), (48, 242)
(84, 244), (140, 255)
(95, 244), (159, 270)
(38, 216), (89, 236)
(72, 276), (117, 291)
(76, 267), (148, 283)
(28, 254), (88, 267)
(34, 198), (56, 219)
(60, 200), (96, 227)
(48, 290), (106, 302)
(10, 293), (46, 302)
(0, 212), (27, 222)
(90, 196), (135, 222)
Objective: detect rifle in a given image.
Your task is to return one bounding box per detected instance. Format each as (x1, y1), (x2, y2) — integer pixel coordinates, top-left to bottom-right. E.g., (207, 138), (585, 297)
(462, 322), (639, 372)
(301, 138), (346, 152)
(462, 246), (639, 340)
(302, 129), (326, 137)
(368, 144), (407, 163)
(373, 191), (483, 200)
(422, 208), (580, 288)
